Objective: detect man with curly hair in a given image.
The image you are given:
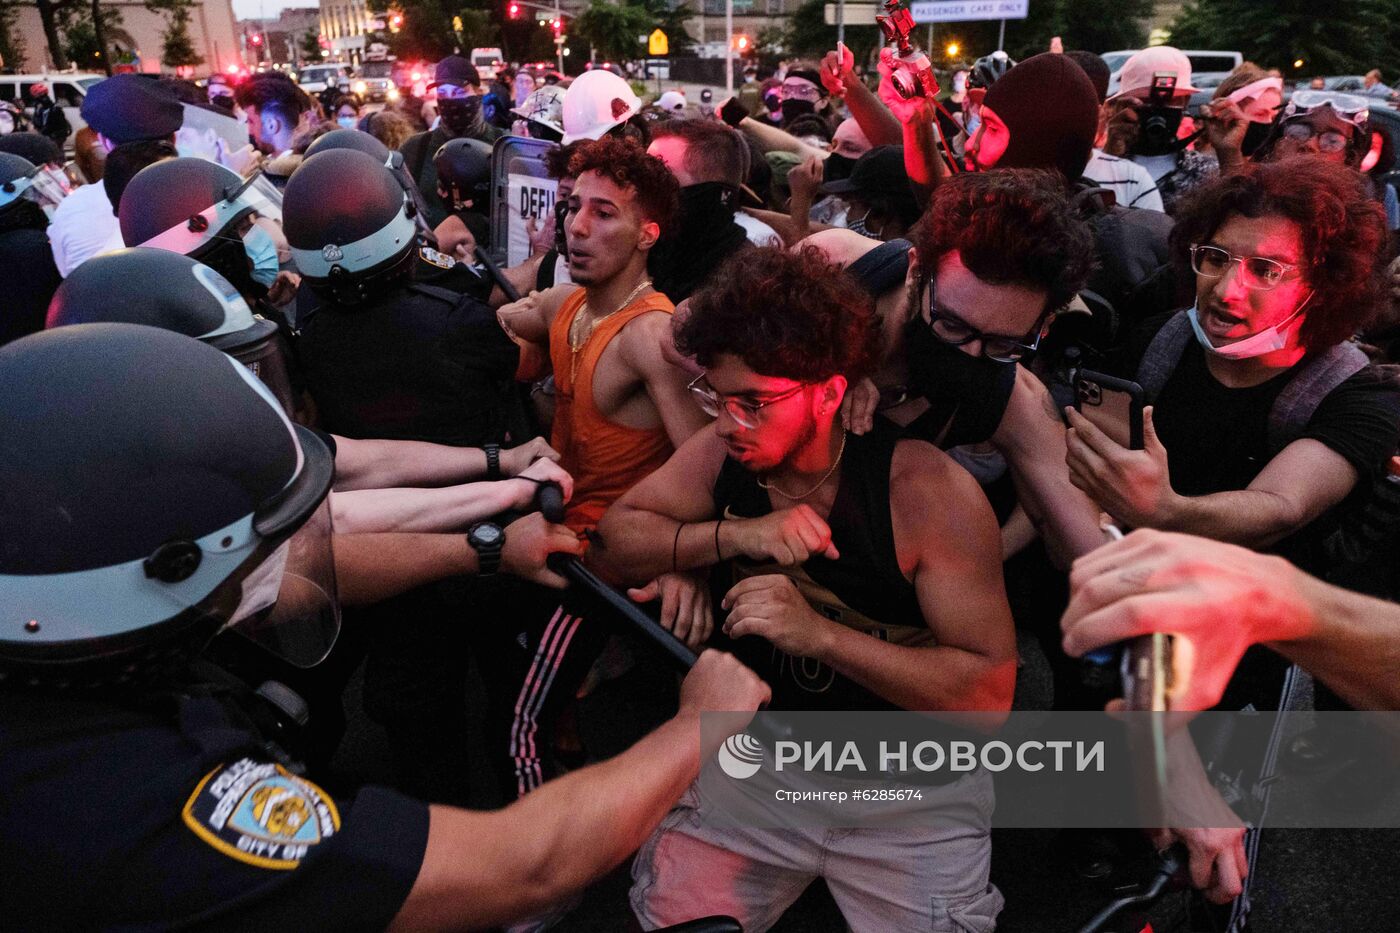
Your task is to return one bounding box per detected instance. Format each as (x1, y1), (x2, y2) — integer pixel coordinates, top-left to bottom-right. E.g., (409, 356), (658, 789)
(806, 169), (1105, 567)
(595, 246), (1014, 932)
(495, 136), (713, 797)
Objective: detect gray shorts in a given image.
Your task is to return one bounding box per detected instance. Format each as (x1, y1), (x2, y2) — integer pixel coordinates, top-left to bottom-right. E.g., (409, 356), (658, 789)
(630, 771), (1003, 932)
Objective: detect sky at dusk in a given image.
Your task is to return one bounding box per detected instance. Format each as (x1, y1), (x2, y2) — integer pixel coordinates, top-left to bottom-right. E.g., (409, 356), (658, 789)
(231, 0), (318, 22)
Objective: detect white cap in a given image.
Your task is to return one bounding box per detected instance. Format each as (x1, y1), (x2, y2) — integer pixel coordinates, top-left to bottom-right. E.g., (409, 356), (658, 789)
(561, 69), (642, 145)
(657, 90), (687, 113)
(1111, 46), (1198, 100)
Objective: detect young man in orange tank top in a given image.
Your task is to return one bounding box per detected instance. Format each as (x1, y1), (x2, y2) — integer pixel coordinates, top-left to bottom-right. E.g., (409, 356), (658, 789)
(495, 137), (714, 798)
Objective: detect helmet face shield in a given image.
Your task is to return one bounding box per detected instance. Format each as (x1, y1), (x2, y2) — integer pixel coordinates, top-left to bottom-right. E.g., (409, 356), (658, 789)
(226, 492), (339, 669)
(138, 169), (284, 256)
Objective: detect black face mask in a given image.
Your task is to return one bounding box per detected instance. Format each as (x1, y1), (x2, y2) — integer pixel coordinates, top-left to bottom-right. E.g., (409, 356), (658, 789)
(1241, 120), (1273, 157)
(903, 312), (1013, 404)
(677, 181), (740, 234)
(780, 99), (816, 125)
(823, 153), (856, 184)
(438, 97), (483, 137)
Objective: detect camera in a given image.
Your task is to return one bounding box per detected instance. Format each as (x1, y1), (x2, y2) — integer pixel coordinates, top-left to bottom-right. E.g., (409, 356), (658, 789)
(1132, 72), (1185, 156)
(876, 0), (939, 100)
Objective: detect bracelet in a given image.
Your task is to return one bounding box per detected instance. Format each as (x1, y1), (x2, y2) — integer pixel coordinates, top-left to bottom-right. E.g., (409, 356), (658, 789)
(714, 517), (724, 562)
(673, 521), (685, 572)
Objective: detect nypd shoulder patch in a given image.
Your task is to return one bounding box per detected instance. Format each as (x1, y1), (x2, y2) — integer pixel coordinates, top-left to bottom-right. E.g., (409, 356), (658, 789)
(419, 246), (458, 270)
(182, 758), (341, 870)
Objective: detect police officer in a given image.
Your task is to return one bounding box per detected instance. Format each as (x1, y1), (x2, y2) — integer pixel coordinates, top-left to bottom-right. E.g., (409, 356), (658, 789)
(400, 56), (504, 228)
(0, 152), (64, 346)
(0, 323), (768, 930)
(286, 147), (535, 803)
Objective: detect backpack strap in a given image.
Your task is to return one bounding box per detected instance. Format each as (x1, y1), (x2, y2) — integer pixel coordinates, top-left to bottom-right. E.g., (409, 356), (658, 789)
(1267, 342), (1370, 454)
(1135, 310), (1194, 403)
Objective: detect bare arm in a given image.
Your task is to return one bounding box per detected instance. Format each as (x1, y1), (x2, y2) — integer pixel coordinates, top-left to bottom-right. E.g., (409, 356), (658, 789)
(1065, 406), (1359, 547)
(330, 435), (558, 492)
(991, 367), (1109, 566)
(621, 311), (714, 449)
(803, 443), (1017, 712)
(830, 63), (902, 147)
(744, 207), (831, 247)
(331, 458), (572, 533)
(497, 283), (580, 345)
(735, 114), (829, 160)
(389, 651), (770, 932)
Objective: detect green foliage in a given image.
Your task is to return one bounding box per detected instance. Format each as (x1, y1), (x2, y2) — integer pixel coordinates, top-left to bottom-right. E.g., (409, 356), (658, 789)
(0, 0), (26, 69)
(300, 28), (321, 60)
(146, 0), (202, 68)
(784, 0), (880, 65)
(575, 0), (650, 62)
(1169, 0), (1399, 75)
(383, 0), (460, 60)
(454, 8), (499, 50)
(57, 2), (122, 68)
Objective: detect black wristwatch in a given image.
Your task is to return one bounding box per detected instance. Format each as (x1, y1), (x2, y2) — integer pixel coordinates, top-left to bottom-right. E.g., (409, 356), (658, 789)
(468, 521), (505, 576)
(484, 443), (502, 481)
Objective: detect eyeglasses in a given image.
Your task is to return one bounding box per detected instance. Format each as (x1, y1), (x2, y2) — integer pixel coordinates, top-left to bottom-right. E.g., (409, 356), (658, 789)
(1189, 244), (1302, 290)
(1280, 121), (1351, 153)
(924, 281), (1048, 363)
(781, 82), (823, 102)
(688, 375), (807, 429)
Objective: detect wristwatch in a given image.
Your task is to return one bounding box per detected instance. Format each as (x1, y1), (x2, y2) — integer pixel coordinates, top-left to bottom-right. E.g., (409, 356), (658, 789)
(484, 443), (502, 481)
(468, 521), (505, 576)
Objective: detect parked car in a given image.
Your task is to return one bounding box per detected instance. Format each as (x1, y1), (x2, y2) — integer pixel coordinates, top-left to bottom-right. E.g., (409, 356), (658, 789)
(353, 59), (398, 102)
(296, 63), (351, 96)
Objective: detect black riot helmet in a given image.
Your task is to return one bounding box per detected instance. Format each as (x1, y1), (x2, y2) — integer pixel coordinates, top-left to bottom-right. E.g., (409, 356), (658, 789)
(0, 151), (67, 223)
(304, 128), (439, 244)
(433, 137), (492, 206)
(118, 156), (284, 301)
(0, 324), (339, 688)
(283, 148), (420, 305)
(45, 248), (297, 415)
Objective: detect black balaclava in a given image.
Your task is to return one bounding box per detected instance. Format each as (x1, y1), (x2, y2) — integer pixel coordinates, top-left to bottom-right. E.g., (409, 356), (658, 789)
(439, 97), (484, 137)
(982, 53), (1099, 182)
(649, 182), (749, 304)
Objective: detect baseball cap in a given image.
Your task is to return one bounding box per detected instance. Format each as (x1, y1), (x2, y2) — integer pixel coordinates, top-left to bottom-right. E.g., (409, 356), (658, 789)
(1110, 46), (1198, 100)
(819, 145), (909, 197)
(656, 90), (687, 113)
(80, 75), (184, 145)
(428, 56), (482, 90)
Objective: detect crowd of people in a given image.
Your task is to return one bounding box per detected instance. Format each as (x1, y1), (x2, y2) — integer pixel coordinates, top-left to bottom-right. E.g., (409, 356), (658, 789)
(5, 37), (1400, 932)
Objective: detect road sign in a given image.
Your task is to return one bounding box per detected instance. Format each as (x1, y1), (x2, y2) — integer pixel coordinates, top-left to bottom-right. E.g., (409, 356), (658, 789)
(824, 3), (879, 26)
(648, 29), (669, 56)
(910, 0), (1028, 23)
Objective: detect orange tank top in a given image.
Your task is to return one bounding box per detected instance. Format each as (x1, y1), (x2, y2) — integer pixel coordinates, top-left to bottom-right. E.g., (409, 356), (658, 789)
(549, 288), (677, 533)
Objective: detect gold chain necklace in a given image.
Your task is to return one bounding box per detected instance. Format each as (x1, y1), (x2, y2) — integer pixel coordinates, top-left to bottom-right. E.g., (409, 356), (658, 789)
(568, 278), (653, 382)
(758, 431), (848, 501)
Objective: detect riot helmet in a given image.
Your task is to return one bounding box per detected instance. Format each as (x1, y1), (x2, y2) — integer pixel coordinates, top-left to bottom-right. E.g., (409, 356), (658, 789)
(0, 152), (68, 223)
(46, 248), (296, 415)
(303, 128), (439, 243)
(118, 156), (285, 302)
(283, 148), (419, 305)
(0, 324), (338, 688)
(969, 51), (1015, 90)
(433, 137), (492, 207)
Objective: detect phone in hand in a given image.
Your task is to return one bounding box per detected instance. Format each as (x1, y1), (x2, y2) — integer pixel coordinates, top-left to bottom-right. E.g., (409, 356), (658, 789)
(1074, 369), (1145, 450)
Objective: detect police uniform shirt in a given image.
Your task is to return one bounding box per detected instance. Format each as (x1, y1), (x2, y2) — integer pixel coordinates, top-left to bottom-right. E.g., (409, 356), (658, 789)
(0, 689), (429, 930)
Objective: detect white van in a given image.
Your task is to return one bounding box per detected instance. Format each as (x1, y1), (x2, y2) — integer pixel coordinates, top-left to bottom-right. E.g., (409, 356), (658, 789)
(296, 63), (352, 96)
(0, 72), (105, 147)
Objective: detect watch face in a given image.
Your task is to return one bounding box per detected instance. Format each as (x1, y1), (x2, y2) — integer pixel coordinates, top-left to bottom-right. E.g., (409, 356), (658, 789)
(474, 524), (502, 545)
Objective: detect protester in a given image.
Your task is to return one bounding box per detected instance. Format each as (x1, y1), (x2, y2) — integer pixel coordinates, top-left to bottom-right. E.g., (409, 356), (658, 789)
(1197, 63), (1284, 178)
(236, 72), (313, 159)
(815, 144), (919, 240)
(511, 84), (566, 142)
(595, 246), (1014, 930)
(494, 136), (710, 796)
(1076, 49), (1166, 212)
(1102, 47), (1218, 213)
(400, 56), (504, 227)
(332, 92), (363, 129)
(0, 100), (28, 136)
(360, 107), (416, 150)
(100, 138), (178, 214)
(27, 81), (71, 149)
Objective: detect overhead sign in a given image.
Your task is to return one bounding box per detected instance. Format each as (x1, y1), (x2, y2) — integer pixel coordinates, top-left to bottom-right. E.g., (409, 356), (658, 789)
(648, 29), (669, 56)
(910, 0), (1028, 23)
(824, 3), (880, 26)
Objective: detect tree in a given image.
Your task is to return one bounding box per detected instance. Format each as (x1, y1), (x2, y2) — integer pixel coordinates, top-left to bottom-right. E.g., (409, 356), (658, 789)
(147, 0), (202, 69)
(56, 1), (121, 71)
(575, 0), (649, 63)
(34, 0), (78, 68)
(0, 0), (27, 69)
(1169, 0), (1398, 74)
(299, 28), (321, 62)
(784, 0), (880, 65)
(382, 0), (460, 60)
(454, 7), (499, 51)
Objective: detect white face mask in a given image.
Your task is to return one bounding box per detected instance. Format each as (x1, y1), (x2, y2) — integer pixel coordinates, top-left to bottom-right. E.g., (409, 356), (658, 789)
(1186, 295), (1312, 360)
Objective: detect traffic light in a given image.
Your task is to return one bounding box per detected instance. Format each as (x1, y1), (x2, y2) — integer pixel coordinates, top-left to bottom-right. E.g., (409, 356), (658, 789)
(250, 33), (262, 46)
(733, 34), (750, 52)
(508, 2), (520, 18)
(388, 11), (403, 32)
(551, 17), (563, 36)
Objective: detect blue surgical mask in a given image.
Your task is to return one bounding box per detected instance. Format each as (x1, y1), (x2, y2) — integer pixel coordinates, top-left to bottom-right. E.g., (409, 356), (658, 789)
(1186, 298), (1312, 360)
(337, 115), (357, 129)
(244, 224), (280, 289)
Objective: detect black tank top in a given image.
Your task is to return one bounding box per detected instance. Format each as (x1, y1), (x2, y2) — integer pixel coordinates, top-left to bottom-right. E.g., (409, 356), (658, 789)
(713, 420), (929, 711)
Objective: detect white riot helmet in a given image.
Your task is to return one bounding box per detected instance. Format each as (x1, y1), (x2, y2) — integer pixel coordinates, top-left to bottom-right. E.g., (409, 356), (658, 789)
(561, 69), (642, 144)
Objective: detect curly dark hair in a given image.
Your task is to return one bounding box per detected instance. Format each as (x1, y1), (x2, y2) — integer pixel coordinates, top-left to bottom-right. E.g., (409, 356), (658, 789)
(543, 140), (583, 180)
(907, 169), (1095, 314)
(1170, 158), (1388, 353)
(676, 246), (881, 382)
(567, 135), (680, 235)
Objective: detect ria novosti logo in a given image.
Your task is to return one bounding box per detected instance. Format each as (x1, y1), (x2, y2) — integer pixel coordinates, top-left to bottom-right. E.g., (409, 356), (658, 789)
(716, 732), (764, 780)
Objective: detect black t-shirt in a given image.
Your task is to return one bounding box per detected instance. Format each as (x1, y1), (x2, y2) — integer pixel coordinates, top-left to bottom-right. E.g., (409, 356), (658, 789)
(0, 689), (429, 930)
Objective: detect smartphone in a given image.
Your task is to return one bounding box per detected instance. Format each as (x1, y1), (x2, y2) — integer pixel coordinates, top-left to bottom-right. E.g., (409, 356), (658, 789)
(1074, 369), (1145, 450)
